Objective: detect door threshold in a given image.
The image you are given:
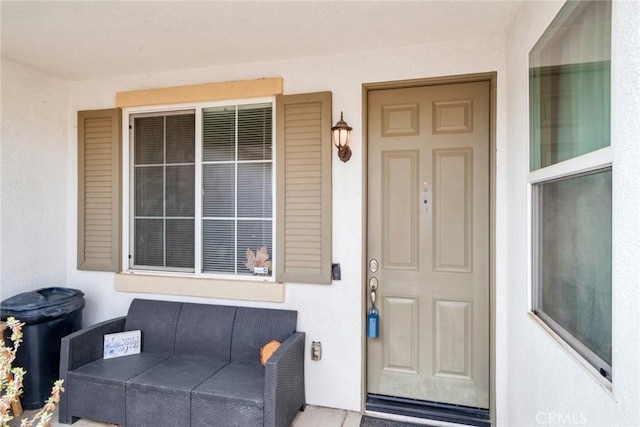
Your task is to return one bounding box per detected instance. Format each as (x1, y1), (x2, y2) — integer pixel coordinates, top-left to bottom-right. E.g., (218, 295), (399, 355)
(365, 410), (469, 426)
(366, 394), (490, 427)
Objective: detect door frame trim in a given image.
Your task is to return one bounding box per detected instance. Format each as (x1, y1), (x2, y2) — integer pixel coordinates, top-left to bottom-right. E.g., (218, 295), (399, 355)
(361, 72), (497, 425)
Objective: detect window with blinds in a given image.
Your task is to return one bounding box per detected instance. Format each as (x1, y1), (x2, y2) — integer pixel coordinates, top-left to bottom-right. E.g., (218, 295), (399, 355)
(130, 102), (273, 277)
(202, 104), (273, 276)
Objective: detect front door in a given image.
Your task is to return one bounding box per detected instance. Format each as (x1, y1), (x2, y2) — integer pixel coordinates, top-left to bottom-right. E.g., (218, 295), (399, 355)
(366, 80), (490, 409)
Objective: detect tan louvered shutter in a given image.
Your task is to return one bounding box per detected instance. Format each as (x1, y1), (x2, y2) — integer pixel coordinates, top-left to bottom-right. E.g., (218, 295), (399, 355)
(276, 92), (332, 284)
(77, 109), (122, 271)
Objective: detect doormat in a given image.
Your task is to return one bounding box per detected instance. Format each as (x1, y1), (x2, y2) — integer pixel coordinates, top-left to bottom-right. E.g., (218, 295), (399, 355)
(360, 415), (425, 427)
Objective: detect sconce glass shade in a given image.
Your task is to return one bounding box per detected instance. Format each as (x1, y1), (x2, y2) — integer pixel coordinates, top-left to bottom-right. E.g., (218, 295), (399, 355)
(332, 112), (353, 162)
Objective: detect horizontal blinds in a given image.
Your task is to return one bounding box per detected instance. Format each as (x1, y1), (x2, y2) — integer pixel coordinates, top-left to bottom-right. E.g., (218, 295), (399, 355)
(202, 103), (273, 276)
(238, 104), (273, 161)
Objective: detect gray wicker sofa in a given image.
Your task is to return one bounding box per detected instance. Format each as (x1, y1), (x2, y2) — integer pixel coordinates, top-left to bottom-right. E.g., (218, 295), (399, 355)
(58, 299), (306, 427)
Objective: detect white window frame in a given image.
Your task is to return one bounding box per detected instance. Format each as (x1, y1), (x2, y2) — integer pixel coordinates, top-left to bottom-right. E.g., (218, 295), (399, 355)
(526, 0), (614, 389)
(527, 112), (613, 389)
(128, 109), (197, 274)
(121, 96), (277, 282)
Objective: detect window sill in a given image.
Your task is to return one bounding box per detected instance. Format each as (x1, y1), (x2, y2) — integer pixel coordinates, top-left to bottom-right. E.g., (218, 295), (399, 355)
(115, 272), (284, 303)
(527, 312), (613, 394)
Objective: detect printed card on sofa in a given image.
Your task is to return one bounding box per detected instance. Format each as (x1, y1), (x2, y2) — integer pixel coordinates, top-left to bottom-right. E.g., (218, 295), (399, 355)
(104, 330), (141, 359)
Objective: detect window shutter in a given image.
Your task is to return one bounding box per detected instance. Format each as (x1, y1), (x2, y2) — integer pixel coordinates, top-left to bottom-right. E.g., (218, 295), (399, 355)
(275, 92), (332, 284)
(77, 109), (122, 271)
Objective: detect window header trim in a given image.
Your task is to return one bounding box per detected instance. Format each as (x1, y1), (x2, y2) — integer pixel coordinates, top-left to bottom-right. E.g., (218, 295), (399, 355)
(116, 77), (283, 108)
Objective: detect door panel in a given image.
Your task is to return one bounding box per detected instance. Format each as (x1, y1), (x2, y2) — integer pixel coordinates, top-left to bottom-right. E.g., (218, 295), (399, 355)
(384, 296), (419, 373)
(382, 151), (419, 269)
(433, 148), (473, 272)
(367, 81), (490, 409)
(434, 299), (472, 379)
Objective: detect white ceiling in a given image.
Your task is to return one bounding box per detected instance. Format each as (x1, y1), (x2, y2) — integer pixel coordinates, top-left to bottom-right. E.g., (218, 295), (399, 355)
(1, 0), (522, 81)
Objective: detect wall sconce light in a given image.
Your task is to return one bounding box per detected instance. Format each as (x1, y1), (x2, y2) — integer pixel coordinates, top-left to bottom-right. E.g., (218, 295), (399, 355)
(331, 111), (352, 162)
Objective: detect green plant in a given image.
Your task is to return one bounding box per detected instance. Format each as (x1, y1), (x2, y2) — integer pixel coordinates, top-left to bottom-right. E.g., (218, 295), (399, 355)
(0, 317), (64, 427)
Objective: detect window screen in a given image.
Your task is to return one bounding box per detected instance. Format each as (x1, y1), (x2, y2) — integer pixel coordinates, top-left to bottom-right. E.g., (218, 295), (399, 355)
(133, 113), (195, 270)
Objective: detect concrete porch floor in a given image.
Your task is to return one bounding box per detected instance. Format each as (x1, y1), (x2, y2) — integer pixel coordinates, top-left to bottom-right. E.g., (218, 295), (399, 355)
(10, 405), (363, 427)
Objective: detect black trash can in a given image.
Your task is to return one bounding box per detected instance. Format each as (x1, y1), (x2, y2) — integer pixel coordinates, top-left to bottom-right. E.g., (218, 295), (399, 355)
(1, 287), (85, 410)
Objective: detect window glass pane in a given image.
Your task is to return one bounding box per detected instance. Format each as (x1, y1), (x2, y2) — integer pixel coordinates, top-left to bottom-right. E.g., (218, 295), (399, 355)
(166, 219), (194, 269)
(536, 169), (612, 367)
(203, 164), (235, 218)
(238, 104), (272, 161)
(203, 107), (235, 162)
(529, 0), (611, 170)
(133, 112), (195, 271)
(135, 166), (163, 217)
(135, 116), (164, 165)
(200, 103), (274, 276)
(135, 219), (163, 266)
(166, 114), (195, 163)
(202, 220), (235, 273)
(238, 220), (273, 277)
(166, 165), (194, 217)
(238, 163), (272, 218)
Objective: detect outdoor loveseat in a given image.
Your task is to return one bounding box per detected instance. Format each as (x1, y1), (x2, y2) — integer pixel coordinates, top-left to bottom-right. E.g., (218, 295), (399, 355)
(59, 298), (306, 426)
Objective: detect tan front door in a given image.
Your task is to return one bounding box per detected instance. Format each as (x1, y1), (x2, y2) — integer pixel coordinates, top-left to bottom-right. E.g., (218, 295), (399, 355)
(366, 80), (490, 408)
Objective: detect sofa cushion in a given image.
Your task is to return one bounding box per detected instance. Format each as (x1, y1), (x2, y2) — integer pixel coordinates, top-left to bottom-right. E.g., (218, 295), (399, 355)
(175, 303), (237, 360)
(126, 355), (228, 427)
(231, 307), (297, 365)
(67, 352), (170, 425)
(68, 351), (171, 386)
(191, 363), (265, 427)
(67, 376), (125, 425)
(125, 299), (182, 354)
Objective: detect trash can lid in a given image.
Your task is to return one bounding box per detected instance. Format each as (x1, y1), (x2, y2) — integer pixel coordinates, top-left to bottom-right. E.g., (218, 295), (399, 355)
(1, 287), (85, 324)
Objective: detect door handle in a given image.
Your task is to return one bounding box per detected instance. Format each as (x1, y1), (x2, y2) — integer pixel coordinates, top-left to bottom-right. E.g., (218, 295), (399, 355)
(368, 276), (378, 291)
(369, 276), (379, 306)
(367, 277), (380, 339)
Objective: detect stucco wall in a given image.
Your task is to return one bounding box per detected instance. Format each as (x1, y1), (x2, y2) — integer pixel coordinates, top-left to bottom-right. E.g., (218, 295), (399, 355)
(65, 34), (507, 412)
(503, 1), (640, 425)
(0, 59), (69, 301)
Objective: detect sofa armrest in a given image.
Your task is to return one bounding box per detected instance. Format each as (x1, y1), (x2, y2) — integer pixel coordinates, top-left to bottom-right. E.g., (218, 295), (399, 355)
(264, 332), (305, 427)
(59, 316), (126, 424)
(60, 316), (127, 373)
